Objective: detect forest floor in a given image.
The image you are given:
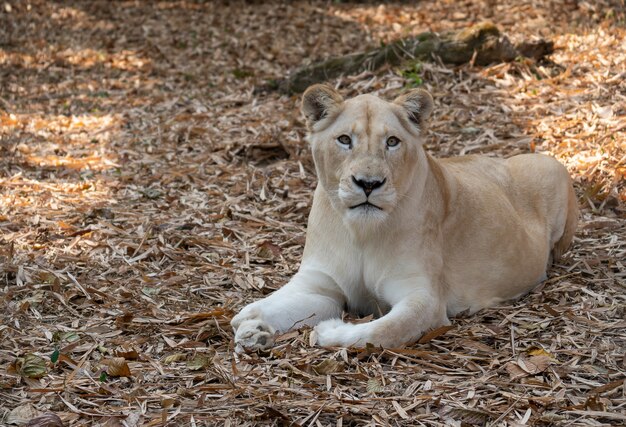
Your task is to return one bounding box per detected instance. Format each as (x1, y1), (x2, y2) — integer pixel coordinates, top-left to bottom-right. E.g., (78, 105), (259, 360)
(1, 1), (625, 426)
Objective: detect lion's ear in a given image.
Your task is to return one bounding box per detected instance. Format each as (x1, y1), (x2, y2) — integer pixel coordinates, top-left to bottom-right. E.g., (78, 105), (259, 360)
(393, 89), (433, 131)
(301, 84), (343, 127)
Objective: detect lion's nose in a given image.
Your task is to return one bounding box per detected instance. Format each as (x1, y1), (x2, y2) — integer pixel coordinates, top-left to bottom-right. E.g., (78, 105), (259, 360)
(352, 176), (386, 196)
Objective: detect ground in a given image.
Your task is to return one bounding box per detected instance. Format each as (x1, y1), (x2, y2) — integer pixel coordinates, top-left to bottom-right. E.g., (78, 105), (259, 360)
(0, 1), (625, 426)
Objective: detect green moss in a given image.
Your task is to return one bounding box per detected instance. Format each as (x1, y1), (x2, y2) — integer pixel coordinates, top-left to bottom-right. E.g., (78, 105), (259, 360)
(401, 61), (423, 87)
(232, 68), (254, 79)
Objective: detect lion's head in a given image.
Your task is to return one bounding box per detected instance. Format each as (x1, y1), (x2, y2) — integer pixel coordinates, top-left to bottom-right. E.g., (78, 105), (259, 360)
(301, 85), (433, 227)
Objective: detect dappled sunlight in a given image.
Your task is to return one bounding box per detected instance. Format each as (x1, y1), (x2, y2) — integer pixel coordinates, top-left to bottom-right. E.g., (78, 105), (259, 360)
(23, 153), (119, 171)
(323, 1), (626, 208)
(2, 111), (119, 133)
(512, 26), (625, 204)
(326, 0), (611, 43)
(1, 111), (121, 249)
(0, 173), (117, 260)
(2, 112), (121, 171)
(328, 3), (426, 42)
(48, 4), (91, 25)
(0, 175), (114, 209)
(425, 21), (626, 207)
(56, 48), (150, 72)
(46, 4), (121, 37)
(0, 47), (151, 72)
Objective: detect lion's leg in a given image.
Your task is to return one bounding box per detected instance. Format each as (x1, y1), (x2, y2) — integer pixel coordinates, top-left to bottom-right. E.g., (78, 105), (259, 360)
(231, 269), (345, 351)
(314, 287), (448, 348)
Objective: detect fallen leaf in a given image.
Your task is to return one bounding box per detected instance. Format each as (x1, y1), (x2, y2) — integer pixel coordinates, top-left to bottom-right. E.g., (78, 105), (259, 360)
(186, 354), (211, 371)
(163, 353), (186, 364)
(114, 347), (139, 360)
(26, 413), (64, 427)
(176, 387), (196, 398)
(417, 325), (455, 344)
(256, 241), (281, 259)
(50, 349), (60, 364)
(17, 354), (47, 379)
(506, 353), (553, 380)
(103, 357), (132, 377)
(590, 378), (626, 395)
(122, 411), (142, 427)
(440, 407), (492, 425)
(517, 354), (552, 375)
(584, 395), (607, 411)
(457, 339), (494, 354)
(101, 418), (124, 427)
(53, 331), (79, 343)
(367, 378), (383, 393)
(141, 287), (159, 296)
(115, 313), (134, 327)
(505, 361), (528, 380)
(529, 395), (556, 407)
(392, 400), (409, 419)
(161, 397), (178, 408)
(6, 404), (41, 425)
(312, 359), (345, 375)
(526, 346), (555, 359)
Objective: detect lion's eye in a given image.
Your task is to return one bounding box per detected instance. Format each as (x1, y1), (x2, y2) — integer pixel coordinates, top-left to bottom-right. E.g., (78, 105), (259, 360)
(337, 134), (352, 147)
(386, 136), (401, 148)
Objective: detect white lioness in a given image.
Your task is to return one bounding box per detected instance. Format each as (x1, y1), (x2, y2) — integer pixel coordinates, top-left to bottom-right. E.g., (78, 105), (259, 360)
(231, 85), (577, 350)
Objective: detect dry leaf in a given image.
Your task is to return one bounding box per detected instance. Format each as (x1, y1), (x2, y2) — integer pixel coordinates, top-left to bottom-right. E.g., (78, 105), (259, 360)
(440, 407), (492, 425)
(584, 395), (607, 411)
(517, 354), (552, 375)
(505, 361), (528, 381)
(6, 404), (42, 425)
(526, 346), (555, 359)
(176, 387), (196, 398)
(186, 354), (211, 371)
(457, 338), (495, 354)
(25, 413), (64, 427)
(17, 354), (47, 379)
(161, 397), (178, 408)
(417, 325), (455, 344)
(529, 395), (556, 407)
(367, 378), (384, 393)
(256, 241), (281, 259)
(104, 357), (132, 377)
(590, 378), (626, 395)
(506, 353), (553, 380)
(163, 353), (186, 364)
(122, 411), (142, 427)
(392, 400), (409, 420)
(115, 313), (134, 327)
(55, 331), (79, 343)
(101, 418), (124, 427)
(312, 359), (345, 375)
(114, 347), (140, 360)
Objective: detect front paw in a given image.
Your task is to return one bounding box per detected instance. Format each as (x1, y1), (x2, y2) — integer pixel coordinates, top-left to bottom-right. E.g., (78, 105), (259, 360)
(234, 319), (275, 353)
(230, 305), (262, 331)
(314, 319), (360, 347)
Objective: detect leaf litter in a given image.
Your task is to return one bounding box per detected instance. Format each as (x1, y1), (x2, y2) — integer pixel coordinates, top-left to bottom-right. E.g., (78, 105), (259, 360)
(0, 0), (625, 425)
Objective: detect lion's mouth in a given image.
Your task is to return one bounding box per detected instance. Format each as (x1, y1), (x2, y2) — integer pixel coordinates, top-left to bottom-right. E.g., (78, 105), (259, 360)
(349, 201), (382, 210)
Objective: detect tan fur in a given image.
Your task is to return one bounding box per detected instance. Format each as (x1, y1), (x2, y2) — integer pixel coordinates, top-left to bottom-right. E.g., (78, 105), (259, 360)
(231, 86), (578, 350)
(553, 181), (579, 260)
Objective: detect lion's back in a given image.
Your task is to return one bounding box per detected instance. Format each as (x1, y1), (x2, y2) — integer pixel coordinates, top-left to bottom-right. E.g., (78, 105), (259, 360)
(438, 153), (576, 314)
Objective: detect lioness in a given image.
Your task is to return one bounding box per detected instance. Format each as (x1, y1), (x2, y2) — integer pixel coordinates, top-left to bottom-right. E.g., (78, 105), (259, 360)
(231, 85), (577, 350)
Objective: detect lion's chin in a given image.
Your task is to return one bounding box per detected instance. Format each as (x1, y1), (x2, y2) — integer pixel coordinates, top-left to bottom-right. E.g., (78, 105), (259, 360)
(344, 203), (389, 225)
